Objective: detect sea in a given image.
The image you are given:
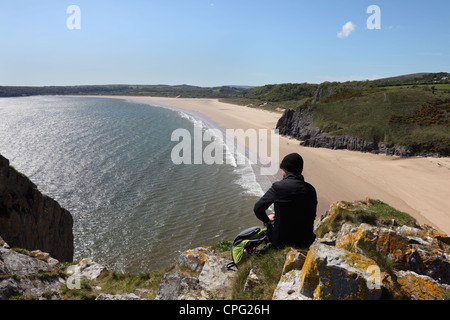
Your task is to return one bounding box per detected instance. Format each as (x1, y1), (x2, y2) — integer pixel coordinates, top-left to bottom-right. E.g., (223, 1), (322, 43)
(0, 96), (273, 273)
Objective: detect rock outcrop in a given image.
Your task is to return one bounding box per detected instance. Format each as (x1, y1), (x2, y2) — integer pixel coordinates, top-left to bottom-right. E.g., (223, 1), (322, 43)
(276, 108), (412, 157)
(0, 154), (73, 262)
(155, 247), (236, 300)
(157, 199), (449, 300)
(0, 235), (112, 300)
(270, 200), (450, 300)
(0, 236), (66, 300)
(1, 190), (448, 300)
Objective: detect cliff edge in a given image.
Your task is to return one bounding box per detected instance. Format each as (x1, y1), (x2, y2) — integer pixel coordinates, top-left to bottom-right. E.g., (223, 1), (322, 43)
(0, 154), (73, 262)
(1, 199), (449, 300)
(276, 107), (412, 157)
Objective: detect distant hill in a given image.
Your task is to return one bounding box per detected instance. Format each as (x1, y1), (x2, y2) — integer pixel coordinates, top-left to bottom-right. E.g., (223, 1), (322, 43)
(0, 84), (247, 99)
(374, 72), (449, 84)
(273, 72), (450, 157)
(1, 72), (449, 156)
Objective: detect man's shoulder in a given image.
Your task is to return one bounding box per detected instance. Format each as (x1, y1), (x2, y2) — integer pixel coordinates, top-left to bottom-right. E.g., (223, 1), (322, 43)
(275, 176), (317, 194)
(303, 180), (316, 191)
(270, 180), (283, 192)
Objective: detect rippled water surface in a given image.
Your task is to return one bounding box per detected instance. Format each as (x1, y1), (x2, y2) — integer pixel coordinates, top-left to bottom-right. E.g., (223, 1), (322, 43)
(0, 96), (267, 272)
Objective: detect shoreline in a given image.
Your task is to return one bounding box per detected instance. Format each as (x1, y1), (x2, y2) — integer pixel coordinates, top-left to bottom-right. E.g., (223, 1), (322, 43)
(82, 95), (450, 235)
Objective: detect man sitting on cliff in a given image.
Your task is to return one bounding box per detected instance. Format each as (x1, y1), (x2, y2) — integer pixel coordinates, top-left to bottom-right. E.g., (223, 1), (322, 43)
(254, 153), (317, 249)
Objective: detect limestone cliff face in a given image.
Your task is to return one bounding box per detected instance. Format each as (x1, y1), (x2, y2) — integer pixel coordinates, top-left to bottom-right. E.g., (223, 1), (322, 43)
(276, 108), (412, 157)
(0, 154), (73, 262)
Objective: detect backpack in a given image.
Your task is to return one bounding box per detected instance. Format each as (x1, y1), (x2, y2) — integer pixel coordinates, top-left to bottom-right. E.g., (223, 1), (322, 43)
(226, 225), (271, 270)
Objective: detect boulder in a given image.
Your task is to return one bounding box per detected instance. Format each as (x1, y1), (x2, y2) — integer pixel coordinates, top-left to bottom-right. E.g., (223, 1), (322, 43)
(177, 247), (211, 273)
(298, 243), (382, 300)
(177, 247), (236, 292)
(405, 247), (450, 285)
(388, 270), (450, 300)
(272, 249), (308, 300)
(155, 269), (208, 300)
(198, 254), (235, 292)
(244, 269), (261, 292)
(155, 270), (183, 300)
(66, 257), (107, 281)
(0, 247), (53, 276)
(0, 246), (65, 300)
(0, 278), (21, 300)
(29, 250), (61, 267)
(155, 247), (236, 300)
(336, 223), (410, 263)
(335, 223), (450, 285)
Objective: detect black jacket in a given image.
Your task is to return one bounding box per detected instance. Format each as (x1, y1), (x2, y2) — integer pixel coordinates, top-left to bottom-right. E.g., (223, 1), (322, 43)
(254, 174), (317, 248)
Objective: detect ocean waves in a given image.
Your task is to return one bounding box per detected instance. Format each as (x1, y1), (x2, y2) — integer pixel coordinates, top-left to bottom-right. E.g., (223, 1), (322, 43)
(0, 96), (263, 273)
(172, 109), (264, 198)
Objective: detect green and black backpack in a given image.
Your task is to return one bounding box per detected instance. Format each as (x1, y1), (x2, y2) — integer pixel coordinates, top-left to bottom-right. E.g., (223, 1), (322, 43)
(226, 225), (271, 270)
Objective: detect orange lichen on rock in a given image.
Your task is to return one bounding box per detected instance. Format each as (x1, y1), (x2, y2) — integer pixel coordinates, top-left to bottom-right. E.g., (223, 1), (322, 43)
(337, 223), (410, 263)
(394, 271), (448, 300)
(298, 243), (382, 300)
(178, 247), (212, 273)
(281, 249), (307, 275)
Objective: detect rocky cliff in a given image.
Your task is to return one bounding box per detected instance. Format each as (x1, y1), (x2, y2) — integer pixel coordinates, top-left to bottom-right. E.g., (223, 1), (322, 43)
(276, 107), (413, 157)
(157, 199), (450, 300)
(273, 200), (450, 300)
(0, 154), (73, 262)
(1, 199), (449, 300)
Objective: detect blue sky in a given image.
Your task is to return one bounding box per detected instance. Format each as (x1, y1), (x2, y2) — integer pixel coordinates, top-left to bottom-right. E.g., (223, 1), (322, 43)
(0, 0), (449, 87)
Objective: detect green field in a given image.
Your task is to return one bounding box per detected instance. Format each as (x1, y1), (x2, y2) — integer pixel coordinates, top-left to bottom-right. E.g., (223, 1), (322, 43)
(310, 84), (449, 156)
(222, 74), (450, 156)
(1, 72), (449, 156)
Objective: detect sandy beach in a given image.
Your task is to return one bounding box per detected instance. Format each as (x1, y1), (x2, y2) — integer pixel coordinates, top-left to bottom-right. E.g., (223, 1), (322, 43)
(103, 96), (450, 235)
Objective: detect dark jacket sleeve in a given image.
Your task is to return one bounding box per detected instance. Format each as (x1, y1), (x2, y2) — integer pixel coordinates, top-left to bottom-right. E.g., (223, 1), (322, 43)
(253, 184), (277, 223)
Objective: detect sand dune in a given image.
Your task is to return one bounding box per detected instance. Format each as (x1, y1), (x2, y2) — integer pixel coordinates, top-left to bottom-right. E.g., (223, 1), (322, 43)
(109, 96), (450, 235)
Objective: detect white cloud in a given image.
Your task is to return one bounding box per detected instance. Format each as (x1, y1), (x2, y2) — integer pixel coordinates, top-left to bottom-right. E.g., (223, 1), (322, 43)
(337, 21), (356, 38)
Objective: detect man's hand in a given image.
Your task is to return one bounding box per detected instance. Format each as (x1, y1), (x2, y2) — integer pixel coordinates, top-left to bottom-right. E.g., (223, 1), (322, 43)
(268, 214), (275, 222)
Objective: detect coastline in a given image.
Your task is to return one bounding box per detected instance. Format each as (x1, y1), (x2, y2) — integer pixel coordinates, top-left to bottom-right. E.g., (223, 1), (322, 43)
(85, 95), (450, 235)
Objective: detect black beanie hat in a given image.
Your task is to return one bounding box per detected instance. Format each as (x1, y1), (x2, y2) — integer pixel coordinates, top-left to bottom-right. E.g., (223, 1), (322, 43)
(280, 153), (304, 175)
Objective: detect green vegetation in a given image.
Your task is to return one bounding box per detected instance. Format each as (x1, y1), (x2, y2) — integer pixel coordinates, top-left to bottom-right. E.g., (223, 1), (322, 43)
(244, 83), (318, 102)
(2, 72), (449, 155)
(231, 247), (293, 300)
(311, 83), (450, 155)
(315, 199), (417, 239)
(387, 98), (449, 155)
(9, 199), (445, 300)
(223, 199), (418, 300)
(58, 268), (166, 300)
(60, 280), (98, 300)
(212, 239), (233, 253)
(0, 84), (247, 99)
(442, 289), (450, 300)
